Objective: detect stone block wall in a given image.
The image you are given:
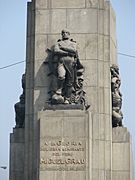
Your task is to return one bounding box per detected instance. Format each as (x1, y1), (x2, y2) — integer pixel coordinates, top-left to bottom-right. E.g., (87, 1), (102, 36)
(112, 127), (133, 180)
(38, 110), (91, 180)
(10, 128), (24, 180)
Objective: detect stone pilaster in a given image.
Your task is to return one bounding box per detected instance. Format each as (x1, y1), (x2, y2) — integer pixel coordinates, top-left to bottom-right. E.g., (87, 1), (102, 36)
(25, 0), (114, 180)
(112, 127), (133, 180)
(10, 128), (24, 180)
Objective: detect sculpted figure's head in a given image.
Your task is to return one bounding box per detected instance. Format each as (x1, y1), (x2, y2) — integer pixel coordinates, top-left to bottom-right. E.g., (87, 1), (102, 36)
(111, 64), (119, 72)
(61, 29), (70, 40)
(20, 94), (25, 104)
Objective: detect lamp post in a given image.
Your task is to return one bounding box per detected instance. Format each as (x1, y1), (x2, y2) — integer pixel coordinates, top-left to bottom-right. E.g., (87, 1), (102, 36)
(0, 166), (7, 170)
(0, 166), (7, 180)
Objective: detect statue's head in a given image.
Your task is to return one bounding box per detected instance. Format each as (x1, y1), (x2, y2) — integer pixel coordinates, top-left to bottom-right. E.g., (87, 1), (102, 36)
(20, 94), (25, 104)
(111, 64), (119, 72)
(111, 77), (121, 91)
(61, 29), (70, 40)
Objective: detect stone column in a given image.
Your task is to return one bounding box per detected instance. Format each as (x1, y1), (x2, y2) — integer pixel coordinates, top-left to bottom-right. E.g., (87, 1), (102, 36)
(38, 110), (92, 180)
(24, 0), (114, 180)
(22, 0), (133, 180)
(112, 127), (133, 180)
(10, 129), (24, 180)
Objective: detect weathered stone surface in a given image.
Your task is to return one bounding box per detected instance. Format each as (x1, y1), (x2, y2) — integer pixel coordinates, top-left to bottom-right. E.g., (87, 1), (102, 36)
(112, 127), (130, 142)
(92, 113), (112, 141)
(39, 110), (91, 177)
(110, 5), (117, 45)
(39, 171), (86, 180)
(112, 127), (133, 180)
(25, 89), (34, 115)
(98, 61), (110, 88)
(35, 9), (67, 34)
(113, 143), (130, 171)
(92, 140), (111, 170)
(71, 34), (86, 60)
(112, 171), (130, 180)
(39, 110), (89, 138)
(67, 9), (98, 33)
(10, 128), (25, 143)
(98, 114), (112, 141)
(34, 60), (50, 87)
(35, 35), (48, 60)
(85, 34), (98, 60)
(47, 34), (60, 48)
(34, 87), (49, 111)
(84, 86), (98, 112)
(98, 10), (105, 35)
(86, 0), (107, 9)
(52, 0), (85, 8)
(110, 39), (117, 64)
(104, 36), (110, 61)
(10, 172), (24, 180)
(98, 35), (110, 62)
(10, 129), (24, 180)
(36, 0), (48, 9)
(98, 87), (111, 114)
(83, 60), (98, 87)
(86, 0), (98, 8)
(35, 10), (50, 34)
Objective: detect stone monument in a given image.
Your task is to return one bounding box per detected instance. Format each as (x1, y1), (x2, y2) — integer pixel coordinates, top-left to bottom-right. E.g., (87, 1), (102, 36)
(9, 0), (133, 180)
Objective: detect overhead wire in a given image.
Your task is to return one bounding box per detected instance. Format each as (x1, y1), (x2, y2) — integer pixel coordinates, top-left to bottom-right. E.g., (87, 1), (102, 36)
(0, 60), (25, 70)
(118, 52), (135, 59)
(0, 52), (135, 70)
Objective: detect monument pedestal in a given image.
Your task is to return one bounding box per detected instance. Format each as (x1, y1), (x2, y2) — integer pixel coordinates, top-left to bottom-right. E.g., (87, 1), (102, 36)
(38, 110), (91, 180)
(9, 0), (134, 179)
(112, 127), (133, 180)
(10, 128), (25, 180)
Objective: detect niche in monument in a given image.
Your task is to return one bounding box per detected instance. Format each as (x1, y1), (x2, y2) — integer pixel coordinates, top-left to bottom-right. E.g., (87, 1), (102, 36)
(44, 29), (90, 110)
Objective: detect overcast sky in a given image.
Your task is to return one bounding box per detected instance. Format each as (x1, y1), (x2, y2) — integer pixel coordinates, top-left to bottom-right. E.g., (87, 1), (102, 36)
(0, 0), (135, 179)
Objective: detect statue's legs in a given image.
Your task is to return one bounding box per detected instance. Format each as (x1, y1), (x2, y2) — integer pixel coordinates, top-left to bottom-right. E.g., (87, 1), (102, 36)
(64, 63), (74, 102)
(56, 63), (66, 95)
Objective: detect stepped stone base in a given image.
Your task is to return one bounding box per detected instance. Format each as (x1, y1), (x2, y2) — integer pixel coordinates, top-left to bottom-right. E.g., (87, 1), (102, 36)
(112, 127), (133, 180)
(9, 117), (134, 180)
(38, 110), (91, 180)
(9, 128), (25, 180)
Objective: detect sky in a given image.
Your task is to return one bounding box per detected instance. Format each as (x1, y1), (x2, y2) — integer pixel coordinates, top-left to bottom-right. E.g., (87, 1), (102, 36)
(0, 0), (135, 179)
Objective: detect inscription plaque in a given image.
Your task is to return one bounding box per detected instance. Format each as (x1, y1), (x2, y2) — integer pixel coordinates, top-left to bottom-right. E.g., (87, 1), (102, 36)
(40, 138), (86, 171)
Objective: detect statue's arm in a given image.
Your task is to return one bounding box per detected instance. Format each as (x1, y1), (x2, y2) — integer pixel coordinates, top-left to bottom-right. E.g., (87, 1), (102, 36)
(54, 43), (68, 55)
(59, 43), (76, 54)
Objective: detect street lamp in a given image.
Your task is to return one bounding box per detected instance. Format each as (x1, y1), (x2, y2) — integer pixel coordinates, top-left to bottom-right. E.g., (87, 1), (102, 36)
(0, 166), (7, 170)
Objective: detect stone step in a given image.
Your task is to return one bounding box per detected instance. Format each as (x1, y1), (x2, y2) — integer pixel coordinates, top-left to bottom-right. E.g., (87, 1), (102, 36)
(112, 127), (131, 143)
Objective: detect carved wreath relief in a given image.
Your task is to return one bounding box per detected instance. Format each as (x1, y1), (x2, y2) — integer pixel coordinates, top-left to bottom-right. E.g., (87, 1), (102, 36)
(45, 29), (89, 110)
(110, 64), (123, 127)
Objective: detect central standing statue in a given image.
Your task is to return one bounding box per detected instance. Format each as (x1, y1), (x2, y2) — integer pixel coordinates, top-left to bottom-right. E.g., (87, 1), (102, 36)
(46, 29), (89, 108)
(53, 29), (77, 104)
